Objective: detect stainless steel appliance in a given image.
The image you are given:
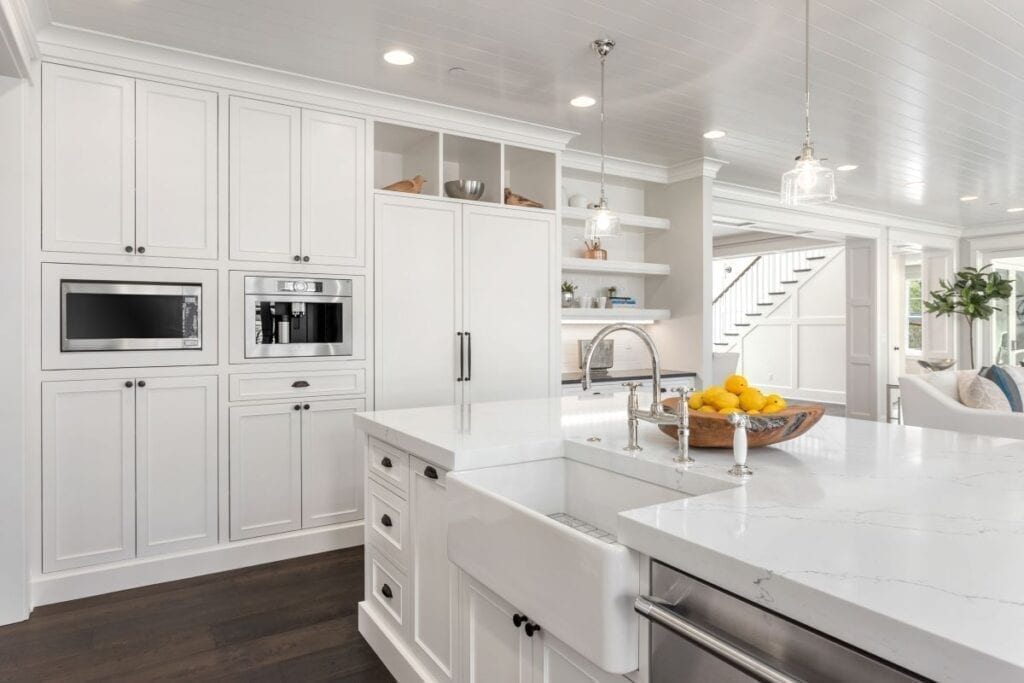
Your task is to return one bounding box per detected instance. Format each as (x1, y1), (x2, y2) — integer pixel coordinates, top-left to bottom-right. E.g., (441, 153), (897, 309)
(61, 280), (202, 351)
(636, 561), (923, 682)
(244, 276), (354, 358)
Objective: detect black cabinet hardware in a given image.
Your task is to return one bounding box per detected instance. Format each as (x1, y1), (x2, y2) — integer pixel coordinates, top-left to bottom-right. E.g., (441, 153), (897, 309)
(124, 245), (133, 253)
(137, 380), (146, 388)
(291, 380), (310, 388)
(465, 331), (472, 381)
(124, 380), (133, 388)
(302, 255), (310, 262)
(381, 583), (393, 599)
(293, 404), (301, 410)
(457, 332), (464, 382)
(381, 514), (393, 528)
(512, 614), (527, 628)
(137, 246), (146, 254)
(424, 466), (438, 480)
(524, 622), (541, 637)
(293, 255), (301, 262)
(380, 456), (393, 469)
(303, 404), (310, 410)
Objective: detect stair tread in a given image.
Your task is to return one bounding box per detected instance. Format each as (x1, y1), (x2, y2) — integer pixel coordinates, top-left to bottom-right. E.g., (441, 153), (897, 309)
(792, 268), (812, 273)
(756, 302), (773, 306)
(745, 313), (762, 317)
(780, 280), (798, 284)
(805, 255), (826, 260)
(734, 323), (751, 327)
(713, 342), (729, 346)
(723, 332), (740, 337)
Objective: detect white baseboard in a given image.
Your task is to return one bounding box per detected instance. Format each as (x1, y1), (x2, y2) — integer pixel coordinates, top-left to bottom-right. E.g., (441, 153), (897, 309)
(31, 521), (364, 608)
(358, 601), (438, 683)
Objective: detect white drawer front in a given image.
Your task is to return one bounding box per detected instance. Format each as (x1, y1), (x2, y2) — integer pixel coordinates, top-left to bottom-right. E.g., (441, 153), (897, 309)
(367, 480), (408, 569)
(368, 438), (410, 495)
(230, 368), (365, 402)
(368, 546), (407, 629)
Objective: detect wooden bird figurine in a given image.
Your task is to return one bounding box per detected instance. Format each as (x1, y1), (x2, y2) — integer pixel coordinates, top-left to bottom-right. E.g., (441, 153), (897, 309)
(383, 175), (427, 194)
(504, 187), (544, 208)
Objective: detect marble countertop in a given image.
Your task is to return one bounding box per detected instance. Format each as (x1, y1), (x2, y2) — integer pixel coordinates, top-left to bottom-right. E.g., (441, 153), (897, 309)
(355, 394), (1024, 681)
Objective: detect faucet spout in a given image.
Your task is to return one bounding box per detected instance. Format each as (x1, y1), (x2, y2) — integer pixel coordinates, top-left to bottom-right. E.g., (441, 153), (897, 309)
(581, 323), (665, 415)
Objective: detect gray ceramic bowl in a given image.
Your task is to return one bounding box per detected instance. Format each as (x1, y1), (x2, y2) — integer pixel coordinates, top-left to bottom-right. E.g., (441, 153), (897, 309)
(444, 179), (485, 200)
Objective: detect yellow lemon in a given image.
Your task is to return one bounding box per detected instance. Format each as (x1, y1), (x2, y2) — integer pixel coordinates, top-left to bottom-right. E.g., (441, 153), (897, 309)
(687, 392), (704, 410)
(711, 391), (740, 411)
(718, 407), (743, 415)
(764, 394), (788, 410)
(738, 388), (766, 412)
(703, 385), (724, 398)
(762, 403), (785, 414)
(698, 405), (717, 413)
(724, 374), (749, 395)
(747, 409), (761, 415)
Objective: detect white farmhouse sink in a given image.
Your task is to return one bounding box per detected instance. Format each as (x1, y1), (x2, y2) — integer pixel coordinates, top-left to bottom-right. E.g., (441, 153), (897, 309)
(446, 457), (687, 674)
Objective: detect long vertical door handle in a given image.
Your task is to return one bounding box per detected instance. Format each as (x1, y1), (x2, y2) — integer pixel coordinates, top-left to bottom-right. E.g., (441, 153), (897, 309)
(457, 332), (464, 382)
(465, 332), (471, 381)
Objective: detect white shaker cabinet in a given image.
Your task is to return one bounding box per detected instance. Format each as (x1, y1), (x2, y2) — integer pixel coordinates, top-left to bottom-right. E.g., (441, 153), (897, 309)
(301, 398), (365, 528)
(459, 574), (533, 683)
(135, 376), (218, 556)
(229, 96), (302, 263)
(42, 379), (136, 572)
(42, 64), (135, 256)
(136, 80), (218, 259)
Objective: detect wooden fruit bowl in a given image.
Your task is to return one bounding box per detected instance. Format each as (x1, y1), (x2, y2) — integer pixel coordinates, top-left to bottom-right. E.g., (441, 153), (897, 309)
(658, 397), (825, 449)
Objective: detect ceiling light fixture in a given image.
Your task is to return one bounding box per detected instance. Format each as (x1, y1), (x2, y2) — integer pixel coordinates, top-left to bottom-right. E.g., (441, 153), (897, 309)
(703, 130), (726, 139)
(383, 49), (415, 66)
(570, 95), (596, 108)
(959, 195), (979, 202)
(1008, 207), (1024, 213)
(585, 38), (621, 239)
(836, 164), (858, 171)
(781, 0), (835, 206)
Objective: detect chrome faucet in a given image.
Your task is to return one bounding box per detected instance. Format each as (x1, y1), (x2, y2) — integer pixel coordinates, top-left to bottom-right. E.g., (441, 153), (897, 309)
(582, 323), (694, 461)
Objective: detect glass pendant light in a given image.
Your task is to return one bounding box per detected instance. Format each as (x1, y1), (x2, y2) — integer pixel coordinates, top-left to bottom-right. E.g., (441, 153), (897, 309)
(780, 0), (836, 206)
(585, 38), (622, 238)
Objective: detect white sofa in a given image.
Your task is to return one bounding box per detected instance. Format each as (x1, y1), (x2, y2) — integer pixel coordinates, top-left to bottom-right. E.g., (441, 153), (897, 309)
(899, 373), (1024, 440)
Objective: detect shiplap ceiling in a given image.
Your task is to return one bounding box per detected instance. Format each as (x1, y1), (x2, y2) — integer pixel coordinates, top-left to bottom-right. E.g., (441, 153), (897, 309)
(44, 0), (1024, 227)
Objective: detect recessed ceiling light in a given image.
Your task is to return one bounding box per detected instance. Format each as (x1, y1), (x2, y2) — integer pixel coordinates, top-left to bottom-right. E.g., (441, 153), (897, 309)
(1007, 207), (1024, 213)
(570, 95), (596, 108)
(960, 195), (979, 202)
(383, 49), (415, 66)
(836, 164), (858, 171)
(702, 130), (726, 139)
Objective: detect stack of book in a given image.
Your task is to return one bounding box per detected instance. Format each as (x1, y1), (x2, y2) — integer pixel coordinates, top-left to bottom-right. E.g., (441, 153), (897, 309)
(609, 296), (637, 308)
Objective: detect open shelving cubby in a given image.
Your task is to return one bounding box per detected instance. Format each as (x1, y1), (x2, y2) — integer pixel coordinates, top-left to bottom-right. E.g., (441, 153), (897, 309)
(442, 134), (501, 204)
(503, 145), (557, 210)
(374, 122), (440, 196)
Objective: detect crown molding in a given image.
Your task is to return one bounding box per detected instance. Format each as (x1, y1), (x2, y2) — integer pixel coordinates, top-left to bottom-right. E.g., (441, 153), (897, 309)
(960, 220), (1024, 240)
(667, 157), (728, 183)
(560, 149), (669, 183)
(0, 0), (41, 81)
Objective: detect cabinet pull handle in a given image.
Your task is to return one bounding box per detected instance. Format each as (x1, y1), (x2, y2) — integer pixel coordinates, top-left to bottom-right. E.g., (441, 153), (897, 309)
(293, 255), (301, 262)
(424, 465), (438, 480)
(293, 404), (301, 410)
(380, 457), (393, 469)
(380, 583), (393, 599)
(524, 622), (541, 637)
(137, 380), (146, 388)
(456, 332), (464, 382)
(124, 380), (133, 388)
(124, 245), (134, 253)
(302, 255), (310, 262)
(512, 614), (527, 628)
(291, 380), (310, 388)
(137, 246), (146, 254)
(380, 514), (393, 528)
(303, 404), (310, 410)
(465, 331), (472, 381)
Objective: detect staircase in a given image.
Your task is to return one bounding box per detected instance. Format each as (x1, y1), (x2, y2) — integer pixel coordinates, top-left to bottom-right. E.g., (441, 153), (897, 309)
(712, 247), (843, 351)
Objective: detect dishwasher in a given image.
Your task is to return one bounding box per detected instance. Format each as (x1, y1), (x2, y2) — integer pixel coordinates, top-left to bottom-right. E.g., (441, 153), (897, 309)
(635, 561), (927, 683)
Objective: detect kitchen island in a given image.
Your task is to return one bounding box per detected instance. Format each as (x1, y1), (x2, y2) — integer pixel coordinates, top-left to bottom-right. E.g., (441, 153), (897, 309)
(356, 393), (1024, 682)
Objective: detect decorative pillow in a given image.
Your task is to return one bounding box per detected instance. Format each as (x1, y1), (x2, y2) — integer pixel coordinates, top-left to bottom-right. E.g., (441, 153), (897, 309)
(1001, 365), (1024, 403)
(957, 371), (1011, 412)
(925, 368), (960, 401)
(981, 366), (1023, 412)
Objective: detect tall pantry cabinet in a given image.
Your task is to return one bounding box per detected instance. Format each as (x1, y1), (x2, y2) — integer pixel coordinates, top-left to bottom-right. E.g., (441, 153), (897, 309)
(374, 193), (557, 410)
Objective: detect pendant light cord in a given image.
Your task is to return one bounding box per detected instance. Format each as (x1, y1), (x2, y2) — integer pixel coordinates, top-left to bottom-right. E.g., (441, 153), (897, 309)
(804, 0), (811, 147)
(599, 51), (607, 205)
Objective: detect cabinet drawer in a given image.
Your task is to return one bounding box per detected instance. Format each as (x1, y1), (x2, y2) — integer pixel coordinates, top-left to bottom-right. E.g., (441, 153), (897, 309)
(368, 438), (410, 495)
(368, 545), (407, 631)
(230, 368), (365, 402)
(367, 480), (408, 569)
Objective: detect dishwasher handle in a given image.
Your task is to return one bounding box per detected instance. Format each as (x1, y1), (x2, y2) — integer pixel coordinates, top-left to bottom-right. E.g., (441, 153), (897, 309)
(635, 596), (803, 683)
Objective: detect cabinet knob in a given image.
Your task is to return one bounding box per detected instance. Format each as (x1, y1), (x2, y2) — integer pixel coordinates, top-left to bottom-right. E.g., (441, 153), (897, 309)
(380, 456), (393, 469)
(303, 404), (310, 410)
(124, 245), (134, 253)
(124, 380), (133, 388)
(380, 514), (393, 528)
(294, 404), (301, 410)
(302, 255), (310, 262)
(293, 255), (301, 262)
(380, 583), (393, 600)
(424, 465), (438, 480)
(291, 380), (310, 388)
(512, 613), (527, 628)
(137, 246), (146, 254)
(524, 622), (541, 637)
(137, 380), (146, 388)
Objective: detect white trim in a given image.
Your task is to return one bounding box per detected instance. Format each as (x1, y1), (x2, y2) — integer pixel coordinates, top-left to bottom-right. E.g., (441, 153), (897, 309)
(359, 601), (438, 682)
(0, 0), (40, 81)
(667, 157), (728, 183)
(561, 149), (669, 183)
(32, 522), (363, 607)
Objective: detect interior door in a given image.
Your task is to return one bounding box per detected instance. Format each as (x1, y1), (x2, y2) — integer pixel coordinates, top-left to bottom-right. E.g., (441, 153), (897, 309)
(463, 206), (555, 403)
(459, 573), (533, 683)
(229, 96), (302, 263)
(42, 379), (135, 572)
(136, 376), (218, 556)
(375, 195), (463, 409)
(42, 63), (135, 255)
(302, 109), (366, 266)
(229, 402), (302, 540)
(300, 398), (365, 528)
(136, 80), (218, 259)
(846, 238), (879, 420)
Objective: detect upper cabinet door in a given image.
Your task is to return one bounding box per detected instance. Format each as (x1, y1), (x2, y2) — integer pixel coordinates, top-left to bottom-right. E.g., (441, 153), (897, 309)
(136, 81), (218, 259)
(300, 398), (365, 529)
(463, 206), (556, 403)
(136, 376), (218, 557)
(42, 64), (135, 255)
(229, 96), (301, 263)
(302, 109), (366, 266)
(42, 379), (136, 572)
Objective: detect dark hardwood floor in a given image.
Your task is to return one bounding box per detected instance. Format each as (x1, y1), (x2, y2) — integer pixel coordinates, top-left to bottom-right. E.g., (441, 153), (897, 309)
(0, 546), (394, 682)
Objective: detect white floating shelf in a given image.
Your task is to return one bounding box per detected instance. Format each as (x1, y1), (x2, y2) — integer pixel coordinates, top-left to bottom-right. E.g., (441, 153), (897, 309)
(561, 308), (671, 324)
(561, 257), (670, 277)
(561, 207), (670, 231)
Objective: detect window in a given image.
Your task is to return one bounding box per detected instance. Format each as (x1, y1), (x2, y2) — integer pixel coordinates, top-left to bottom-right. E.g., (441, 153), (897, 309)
(905, 264), (922, 355)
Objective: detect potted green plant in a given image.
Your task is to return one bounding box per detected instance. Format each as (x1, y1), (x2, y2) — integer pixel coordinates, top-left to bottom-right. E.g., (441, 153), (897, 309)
(923, 265), (1013, 368)
(561, 280), (578, 308)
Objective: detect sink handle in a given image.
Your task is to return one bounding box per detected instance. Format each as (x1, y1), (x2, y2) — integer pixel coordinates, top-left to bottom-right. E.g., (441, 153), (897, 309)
(524, 622), (541, 637)
(512, 613), (527, 628)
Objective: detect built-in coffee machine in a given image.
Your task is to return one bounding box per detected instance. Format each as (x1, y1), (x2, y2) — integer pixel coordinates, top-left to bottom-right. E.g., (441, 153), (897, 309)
(243, 276), (354, 358)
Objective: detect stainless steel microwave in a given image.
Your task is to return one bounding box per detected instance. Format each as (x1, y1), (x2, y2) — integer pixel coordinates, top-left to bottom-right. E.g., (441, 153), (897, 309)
(60, 280), (202, 351)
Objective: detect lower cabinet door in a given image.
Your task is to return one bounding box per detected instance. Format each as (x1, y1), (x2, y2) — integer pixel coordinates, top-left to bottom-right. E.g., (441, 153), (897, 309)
(42, 379), (136, 572)
(300, 398), (365, 528)
(459, 573), (532, 683)
(136, 376), (218, 556)
(533, 631), (623, 683)
(229, 402), (302, 540)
